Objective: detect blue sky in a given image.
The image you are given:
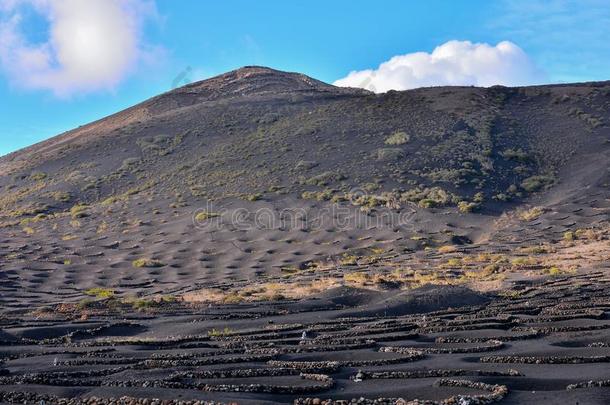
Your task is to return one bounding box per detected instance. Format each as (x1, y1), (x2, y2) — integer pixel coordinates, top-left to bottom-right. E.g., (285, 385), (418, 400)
(0, 0), (609, 156)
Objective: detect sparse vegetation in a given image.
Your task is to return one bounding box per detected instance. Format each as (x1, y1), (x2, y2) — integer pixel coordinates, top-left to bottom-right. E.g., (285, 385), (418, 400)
(22, 226), (35, 235)
(129, 296), (176, 310)
(194, 211), (220, 221)
(544, 266), (576, 277)
(222, 292), (244, 304)
(458, 200), (480, 213)
(84, 288), (114, 299)
(137, 134), (184, 156)
(302, 189), (334, 201)
(339, 254), (358, 266)
(29, 171), (47, 181)
(519, 206), (546, 221)
(521, 175), (555, 192)
(511, 257), (538, 268)
(19, 213), (47, 226)
(438, 245), (458, 254)
(132, 258), (165, 268)
(48, 191), (72, 203)
(70, 204), (90, 219)
(0, 69), (607, 404)
(344, 272), (369, 284)
(384, 131), (410, 145)
(401, 186), (460, 208)
(300, 171), (346, 187)
(501, 148), (530, 162)
(244, 193), (262, 201)
(208, 327), (235, 337)
(119, 157), (141, 172)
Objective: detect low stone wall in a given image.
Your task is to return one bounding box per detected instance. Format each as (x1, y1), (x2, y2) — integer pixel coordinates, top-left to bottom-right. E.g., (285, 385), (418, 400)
(480, 355), (610, 364)
(0, 347), (114, 361)
(380, 340), (504, 354)
(0, 391), (226, 405)
(0, 367), (334, 395)
(295, 378), (509, 405)
(139, 352), (278, 368)
(350, 368), (521, 380)
(566, 379), (610, 390)
(435, 329), (540, 343)
(511, 324), (610, 334)
(268, 349), (426, 370)
(267, 360), (341, 372)
(0, 366), (130, 386)
(417, 323), (512, 333)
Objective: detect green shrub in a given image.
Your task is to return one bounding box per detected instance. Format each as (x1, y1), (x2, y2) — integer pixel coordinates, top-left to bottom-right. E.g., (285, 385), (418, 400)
(501, 148), (530, 162)
(513, 165), (530, 175)
(362, 182), (380, 192)
(511, 257), (538, 267)
(119, 157), (141, 172)
(129, 295), (176, 310)
(70, 204), (90, 219)
(344, 272), (370, 284)
(223, 293), (244, 304)
(302, 189), (334, 201)
(339, 254), (358, 266)
(494, 193), (510, 202)
(194, 211), (220, 221)
(330, 194), (348, 203)
(131, 299), (156, 310)
(423, 168), (472, 184)
(30, 171), (47, 181)
(458, 201), (479, 213)
(48, 191), (71, 202)
(418, 199), (437, 208)
(132, 258), (165, 268)
(519, 206), (546, 221)
(244, 193), (262, 201)
(19, 213), (47, 226)
(401, 187), (460, 207)
(384, 131), (410, 145)
(84, 288), (114, 299)
(521, 175), (554, 192)
(208, 327), (235, 337)
(136, 134), (183, 156)
(101, 195), (125, 206)
(347, 193), (384, 210)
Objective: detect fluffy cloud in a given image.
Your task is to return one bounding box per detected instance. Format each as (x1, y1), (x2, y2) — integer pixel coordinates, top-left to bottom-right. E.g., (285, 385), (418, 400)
(0, 0), (159, 96)
(334, 40), (545, 92)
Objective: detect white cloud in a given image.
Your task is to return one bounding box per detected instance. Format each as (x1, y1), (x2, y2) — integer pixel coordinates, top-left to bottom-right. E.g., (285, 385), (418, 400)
(0, 0), (159, 97)
(334, 40), (546, 93)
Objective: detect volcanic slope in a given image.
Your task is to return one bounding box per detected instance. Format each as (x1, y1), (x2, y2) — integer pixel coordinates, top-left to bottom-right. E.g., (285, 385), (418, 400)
(0, 66), (609, 404)
(0, 66), (608, 303)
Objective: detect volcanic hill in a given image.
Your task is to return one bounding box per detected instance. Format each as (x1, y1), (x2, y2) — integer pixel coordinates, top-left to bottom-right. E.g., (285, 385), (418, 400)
(0, 66), (608, 405)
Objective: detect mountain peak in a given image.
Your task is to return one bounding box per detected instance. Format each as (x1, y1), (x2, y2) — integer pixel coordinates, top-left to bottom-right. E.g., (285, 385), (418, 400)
(171, 66), (366, 99)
